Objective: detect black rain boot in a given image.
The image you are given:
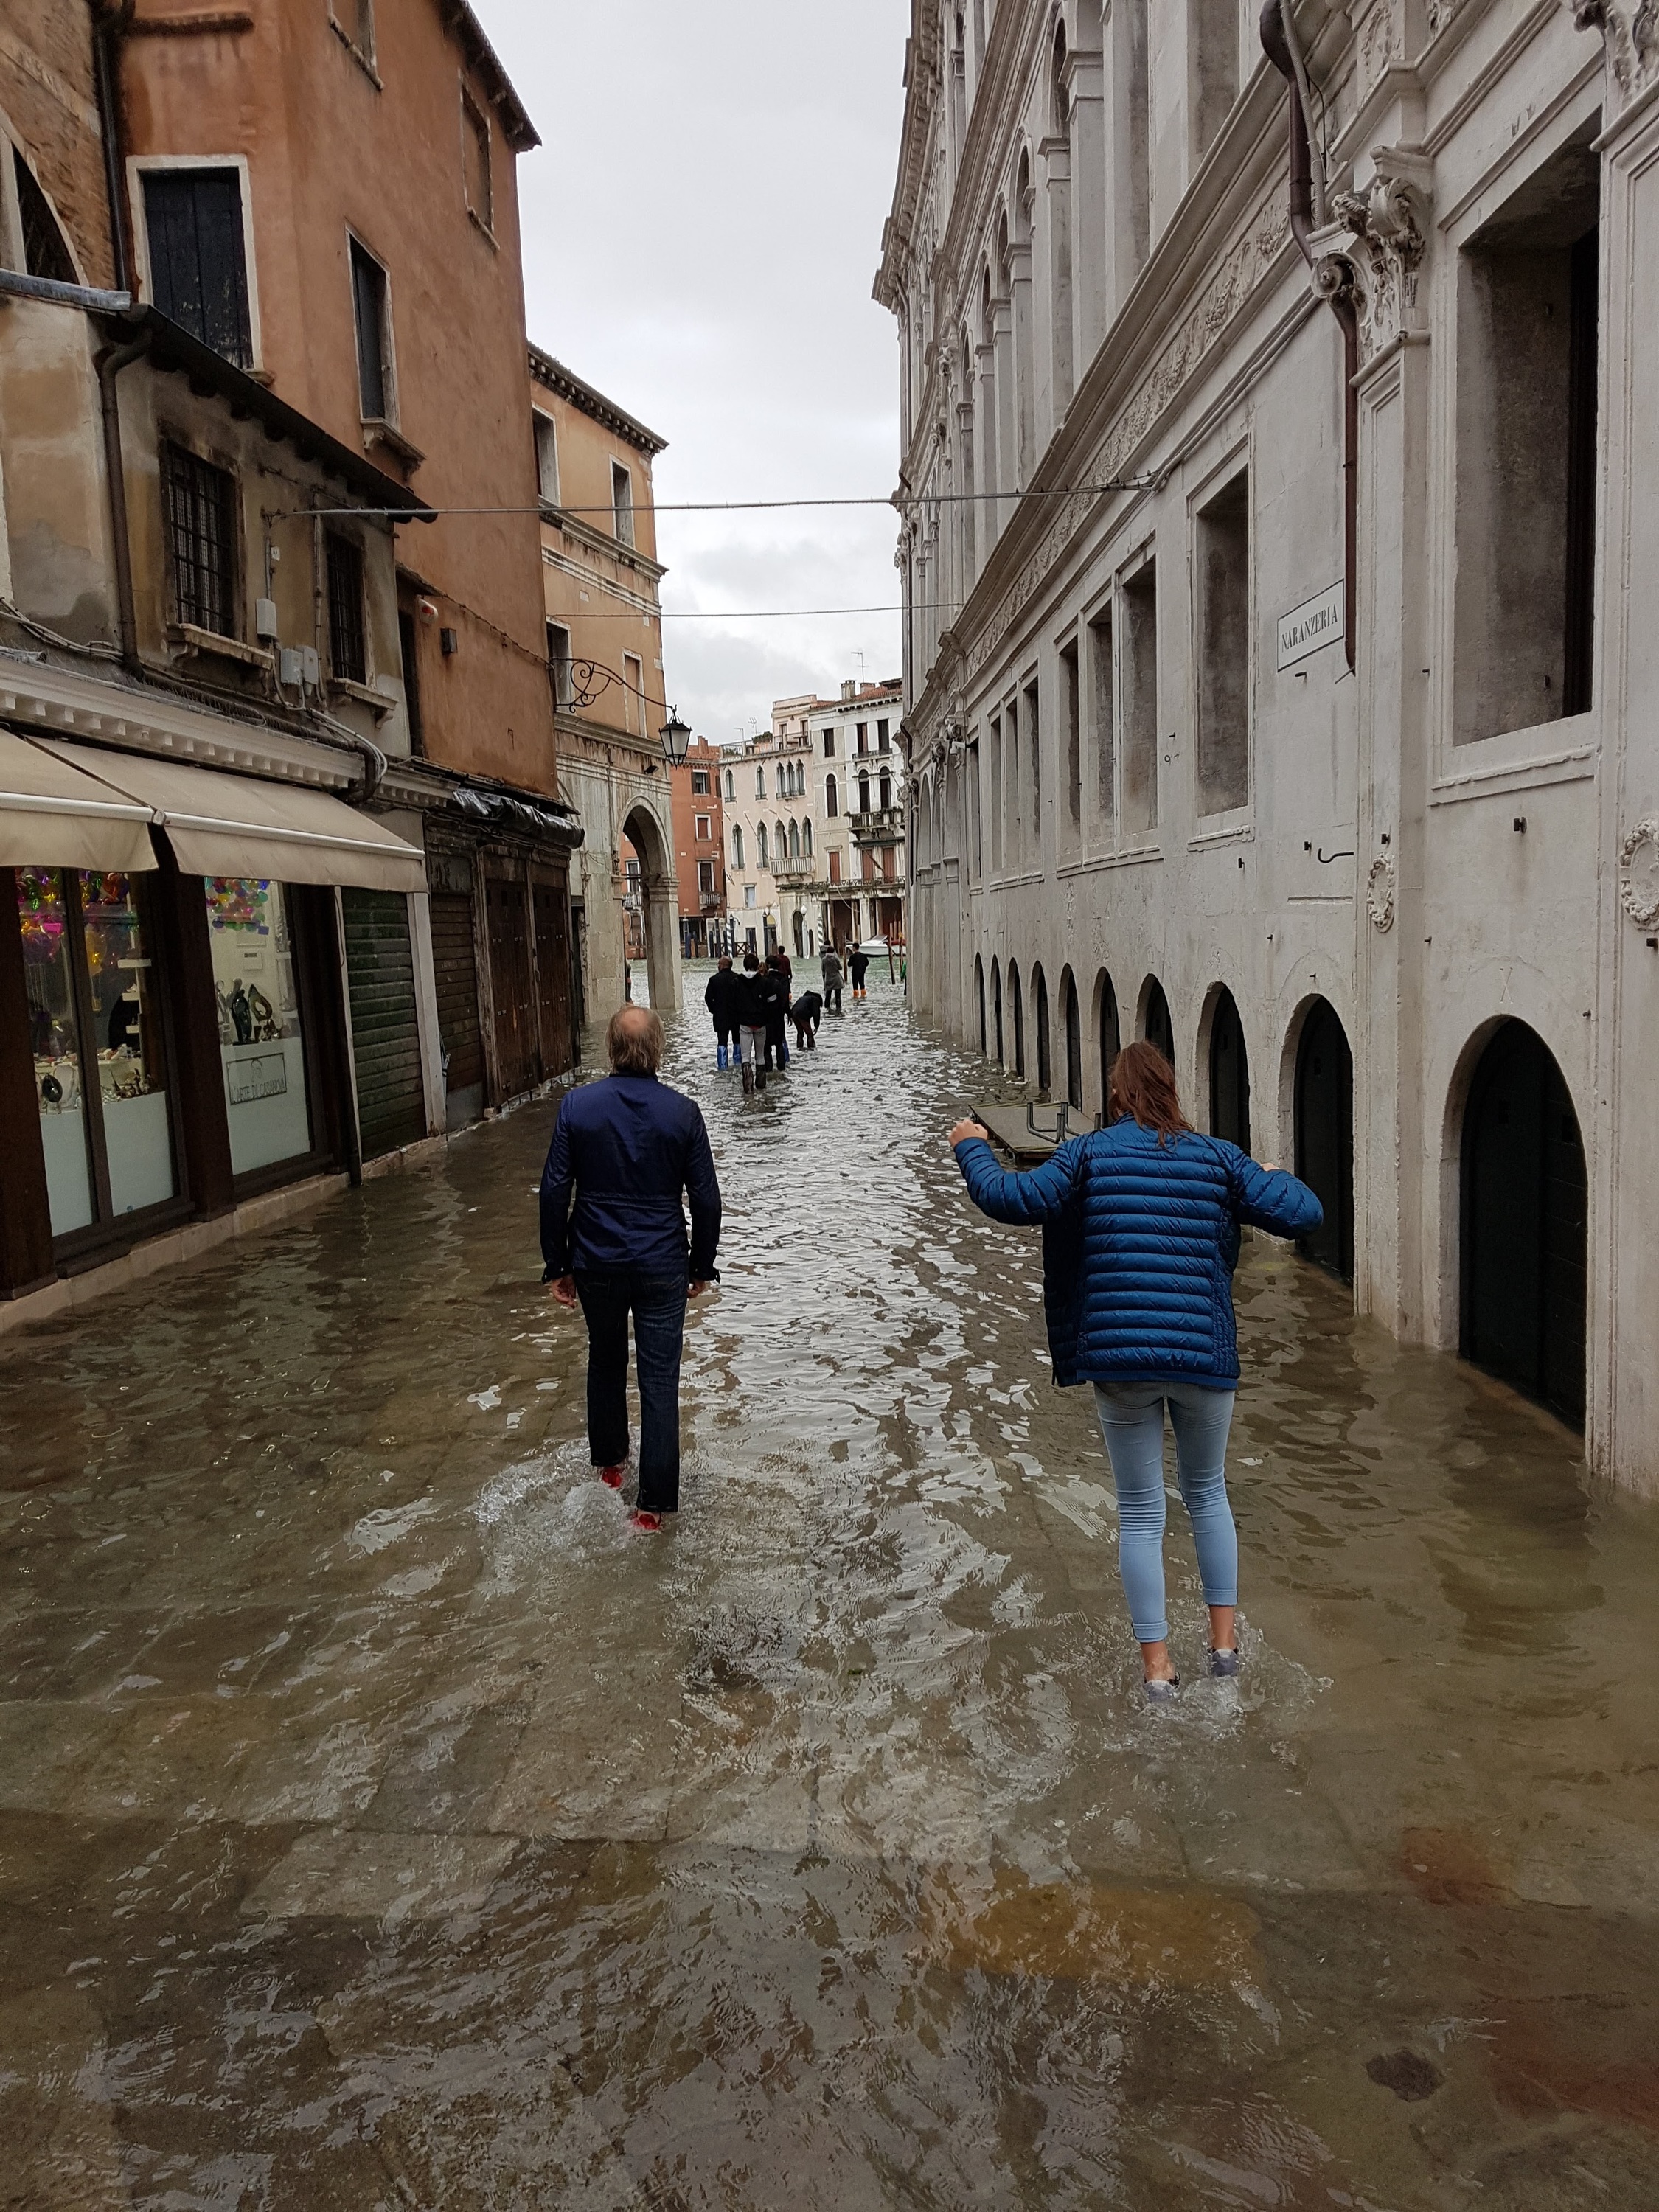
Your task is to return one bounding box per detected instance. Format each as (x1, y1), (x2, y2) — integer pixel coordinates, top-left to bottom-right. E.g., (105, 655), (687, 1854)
(742, 1062), (755, 1096)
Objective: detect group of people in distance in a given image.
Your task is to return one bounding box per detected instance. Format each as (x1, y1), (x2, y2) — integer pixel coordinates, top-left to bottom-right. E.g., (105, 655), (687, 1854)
(703, 940), (872, 1095)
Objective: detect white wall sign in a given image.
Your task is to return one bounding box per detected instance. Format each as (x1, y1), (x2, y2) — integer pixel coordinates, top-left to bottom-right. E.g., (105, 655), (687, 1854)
(1277, 580), (1345, 670)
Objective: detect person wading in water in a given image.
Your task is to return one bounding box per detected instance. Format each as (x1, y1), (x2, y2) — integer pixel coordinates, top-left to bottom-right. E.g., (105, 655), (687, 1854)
(949, 1041), (1321, 1700)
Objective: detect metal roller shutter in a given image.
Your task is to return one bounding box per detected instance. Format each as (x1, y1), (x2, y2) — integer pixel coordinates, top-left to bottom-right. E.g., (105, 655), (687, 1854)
(341, 888), (425, 1158)
(429, 891), (484, 1096)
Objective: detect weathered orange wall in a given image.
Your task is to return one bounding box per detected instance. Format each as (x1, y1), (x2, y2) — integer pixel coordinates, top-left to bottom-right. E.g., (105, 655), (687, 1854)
(1, 1), (116, 289)
(117, 0), (556, 795)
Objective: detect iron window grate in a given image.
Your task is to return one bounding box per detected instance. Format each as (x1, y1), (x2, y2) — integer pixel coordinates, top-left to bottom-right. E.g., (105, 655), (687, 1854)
(163, 443), (237, 636)
(327, 534), (367, 684)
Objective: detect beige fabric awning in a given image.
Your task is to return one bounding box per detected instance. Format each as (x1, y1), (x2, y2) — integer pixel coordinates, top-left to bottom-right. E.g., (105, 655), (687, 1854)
(0, 728), (157, 874)
(33, 740), (427, 894)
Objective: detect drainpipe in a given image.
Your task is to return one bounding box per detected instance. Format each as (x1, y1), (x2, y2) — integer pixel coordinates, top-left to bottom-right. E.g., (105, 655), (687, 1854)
(89, 1), (136, 293)
(96, 321), (150, 673)
(1261, 0), (1357, 673)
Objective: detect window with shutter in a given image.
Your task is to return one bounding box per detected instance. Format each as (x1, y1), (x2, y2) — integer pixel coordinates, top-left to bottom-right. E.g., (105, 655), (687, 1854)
(162, 443), (237, 636)
(143, 168), (253, 368)
(327, 535), (367, 684)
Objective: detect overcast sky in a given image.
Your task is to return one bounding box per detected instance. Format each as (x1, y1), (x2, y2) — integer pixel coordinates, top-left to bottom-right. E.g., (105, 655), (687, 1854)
(477, 1), (910, 747)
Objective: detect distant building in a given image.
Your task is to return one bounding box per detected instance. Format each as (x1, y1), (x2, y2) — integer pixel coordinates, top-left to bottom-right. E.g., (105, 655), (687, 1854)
(530, 348), (680, 1018)
(670, 737), (728, 959)
(720, 678), (906, 957)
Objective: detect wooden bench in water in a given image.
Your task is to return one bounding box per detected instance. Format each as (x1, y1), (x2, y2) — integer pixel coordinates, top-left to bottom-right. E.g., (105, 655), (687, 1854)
(973, 1101), (1092, 1162)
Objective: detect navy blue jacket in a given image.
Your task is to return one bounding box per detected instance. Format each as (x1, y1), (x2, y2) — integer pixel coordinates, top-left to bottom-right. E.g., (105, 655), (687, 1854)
(954, 1121), (1322, 1388)
(540, 1073), (721, 1281)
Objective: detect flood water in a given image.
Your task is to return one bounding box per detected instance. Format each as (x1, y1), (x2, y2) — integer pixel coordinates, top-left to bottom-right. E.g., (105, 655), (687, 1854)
(3, 969), (1658, 2209)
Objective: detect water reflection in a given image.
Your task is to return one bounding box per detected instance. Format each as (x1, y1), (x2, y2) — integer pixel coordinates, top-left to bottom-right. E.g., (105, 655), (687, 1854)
(1, 967), (1656, 2207)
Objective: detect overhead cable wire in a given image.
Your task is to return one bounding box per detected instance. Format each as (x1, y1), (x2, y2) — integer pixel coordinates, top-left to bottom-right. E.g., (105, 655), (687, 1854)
(286, 476), (1159, 523)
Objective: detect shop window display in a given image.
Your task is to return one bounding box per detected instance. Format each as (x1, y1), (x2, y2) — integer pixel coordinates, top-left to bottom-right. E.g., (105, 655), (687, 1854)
(18, 867), (94, 1236)
(17, 867), (176, 1237)
(205, 877), (312, 1175)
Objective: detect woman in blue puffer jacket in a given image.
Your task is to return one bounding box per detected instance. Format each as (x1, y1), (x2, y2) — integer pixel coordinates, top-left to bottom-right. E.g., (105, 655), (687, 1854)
(950, 1040), (1322, 1701)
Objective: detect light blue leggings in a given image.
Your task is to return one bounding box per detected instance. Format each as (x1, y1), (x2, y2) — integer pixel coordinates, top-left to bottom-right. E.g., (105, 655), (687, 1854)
(1092, 1382), (1239, 1644)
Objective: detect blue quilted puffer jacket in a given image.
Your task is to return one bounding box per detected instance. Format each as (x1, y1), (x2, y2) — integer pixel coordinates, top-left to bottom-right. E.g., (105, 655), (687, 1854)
(954, 1121), (1324, 1388)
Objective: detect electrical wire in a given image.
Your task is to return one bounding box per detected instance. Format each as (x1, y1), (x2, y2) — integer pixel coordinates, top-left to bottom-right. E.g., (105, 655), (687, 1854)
(285, 476), (1159, 523)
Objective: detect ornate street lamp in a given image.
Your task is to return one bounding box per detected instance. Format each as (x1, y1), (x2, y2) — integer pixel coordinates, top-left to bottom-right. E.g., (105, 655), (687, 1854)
(658, 710), (691, 767)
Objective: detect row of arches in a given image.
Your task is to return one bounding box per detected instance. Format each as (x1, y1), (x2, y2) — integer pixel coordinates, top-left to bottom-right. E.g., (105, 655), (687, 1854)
(971, 956), (1587, 1429)
(731, 818), (815, 871)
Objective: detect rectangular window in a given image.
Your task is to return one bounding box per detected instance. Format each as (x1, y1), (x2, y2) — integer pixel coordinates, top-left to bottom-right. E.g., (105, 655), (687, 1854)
(350, 237), (394, 422)
(142, 167), (253, 369)
(1455, 137), (1600, 740)
(877, 718), (891, 751)
(1004, 697), (1020, 860)
(1090, 606), (1115, 825)
(695, 813), (711, 839)
(856, 723), (869, 754)
(462, 88), (493, 232)
(823, 728), (835, 757)
(398, 606), (423, 755)
(1122, 561), (1158, 832)
(611, 461), (635, 546)
(623, 650), (645, 737)
(698, 859), (716, 894)
(533, 411), (560, 503)
(326, 533), (366, 685)
(989, 714), (1004, 872)
(967, 737), (982, 876)
(691, 766), (710, 794)
(1195, 474), (1250, 813)
(828, 847), (842, 885)
(546, 620), (571, 712)
(1061, 642), (1081, 831)
(205, 877), (312, 1178)
(163, 442), (237, 637)
(744, 884), (757, 908)
(143, 167), (253, 369)
(1024, 678), (1041, 838)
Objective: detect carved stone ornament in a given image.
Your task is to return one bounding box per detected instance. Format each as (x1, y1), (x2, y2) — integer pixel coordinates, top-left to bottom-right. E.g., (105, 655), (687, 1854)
(1321, 157), (1430, 365)
(1366, 854), (1397, 932)
(1619, 816), (1659, 929)
(1566, 0), (1659, 105)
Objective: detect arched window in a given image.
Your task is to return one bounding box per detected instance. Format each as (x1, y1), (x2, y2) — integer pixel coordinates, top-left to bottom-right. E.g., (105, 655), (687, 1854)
(757, 822), (768, 867)
(991, 957), (1004, 1062)
(825, 773), (839, 817)
(859, 773), (872, 813)
(789, 819), (801, 860)
(775, 818), (787, 862)
(723, 768), (735, 801)
(879, 772), (893, 811)
(731, 824), (744, 869)
(801, 818), (813, 858)
(756, 766), (766, 798)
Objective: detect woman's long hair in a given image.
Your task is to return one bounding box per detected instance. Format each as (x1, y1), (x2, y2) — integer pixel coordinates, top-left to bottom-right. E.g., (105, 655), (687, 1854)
(1108, 1039), (1194, 1143)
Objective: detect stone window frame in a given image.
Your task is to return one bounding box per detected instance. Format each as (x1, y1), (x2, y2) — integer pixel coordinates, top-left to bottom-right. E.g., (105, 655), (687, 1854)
(128, 152), (265, 376)
(1185, 434), (1255, 832)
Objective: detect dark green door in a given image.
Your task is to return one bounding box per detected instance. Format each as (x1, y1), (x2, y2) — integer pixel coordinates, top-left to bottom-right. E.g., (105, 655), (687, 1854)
(341, 888), (425, 1160)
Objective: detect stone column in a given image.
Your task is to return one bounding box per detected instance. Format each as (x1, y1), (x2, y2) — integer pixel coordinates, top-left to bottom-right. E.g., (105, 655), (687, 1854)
(1066, 41), (1107, 373)
(1040, 135), (1074, 421)
(992, 294), (1017, 534)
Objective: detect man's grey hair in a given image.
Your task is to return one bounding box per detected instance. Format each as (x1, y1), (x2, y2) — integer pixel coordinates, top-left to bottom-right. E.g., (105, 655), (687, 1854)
(607, 1005), (664, 1075)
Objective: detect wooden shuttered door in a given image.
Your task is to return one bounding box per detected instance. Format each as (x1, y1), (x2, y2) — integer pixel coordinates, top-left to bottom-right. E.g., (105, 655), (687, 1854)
(531, 874), (573, 1078)
(484, 874), (537, 1102)
(341, 888), (425, 1158)
(429, 890), (484, 1099)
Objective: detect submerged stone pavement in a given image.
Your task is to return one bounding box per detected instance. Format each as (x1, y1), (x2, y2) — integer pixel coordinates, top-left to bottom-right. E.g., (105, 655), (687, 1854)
(2, 970), (1658, 2208)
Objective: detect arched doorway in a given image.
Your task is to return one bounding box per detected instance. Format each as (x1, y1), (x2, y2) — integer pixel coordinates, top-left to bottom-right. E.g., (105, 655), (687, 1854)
(991, 958), (1004, 1063)
(1060, 967), (1082, 1110)
(975, 955), (987, 1054)
(1294, 998), (1354, 1283)
(619, 802), (680, 1012)
(1461, 1020), (1587, 1428)
(1208, 987), (1250, 1150)
(1141, 975), (1175, 1067)
(1096, 969), (1120, 1116)
(1034, 966), (1051, 1095)
(1009, 961), (1025, 1078)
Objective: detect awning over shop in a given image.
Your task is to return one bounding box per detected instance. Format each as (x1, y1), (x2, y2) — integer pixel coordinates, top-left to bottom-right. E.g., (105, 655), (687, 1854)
(0, 728), (157, 874)
(32, 740), (427, 894)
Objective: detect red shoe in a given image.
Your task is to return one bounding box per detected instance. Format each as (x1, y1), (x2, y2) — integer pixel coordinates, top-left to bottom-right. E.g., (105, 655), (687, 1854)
(597, 1465), (625, 1489)
(627, 1509), (664, 1532)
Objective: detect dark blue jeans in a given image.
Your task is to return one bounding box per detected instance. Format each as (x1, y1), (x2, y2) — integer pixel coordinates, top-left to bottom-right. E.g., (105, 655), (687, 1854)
(574, 1270), (689, 1513)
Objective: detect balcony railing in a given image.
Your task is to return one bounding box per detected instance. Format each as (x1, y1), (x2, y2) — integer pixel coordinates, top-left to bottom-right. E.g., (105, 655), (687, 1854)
(698, 890), (723, 911)
(771, 855), (815, 880)
(851, 806), (905, 845)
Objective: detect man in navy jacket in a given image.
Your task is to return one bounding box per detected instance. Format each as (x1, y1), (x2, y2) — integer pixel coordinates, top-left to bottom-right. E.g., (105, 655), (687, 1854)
(540, 1005), (720, 1528)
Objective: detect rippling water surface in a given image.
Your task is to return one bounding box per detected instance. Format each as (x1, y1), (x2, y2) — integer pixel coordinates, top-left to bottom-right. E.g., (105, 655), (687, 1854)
(3, 969), (1658, 2208)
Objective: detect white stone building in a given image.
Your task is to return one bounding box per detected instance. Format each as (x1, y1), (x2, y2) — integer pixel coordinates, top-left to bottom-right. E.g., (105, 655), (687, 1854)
(877, 0), (1659, 1487)
(720, 679), (908, 957)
